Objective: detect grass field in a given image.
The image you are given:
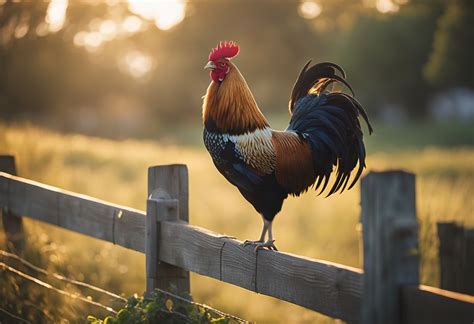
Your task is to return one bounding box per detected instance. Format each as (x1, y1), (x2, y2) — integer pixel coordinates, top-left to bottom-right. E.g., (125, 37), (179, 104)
(0, 121), (473, 323)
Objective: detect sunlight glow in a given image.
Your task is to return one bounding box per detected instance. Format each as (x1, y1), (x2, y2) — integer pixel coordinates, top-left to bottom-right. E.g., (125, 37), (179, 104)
(127, 0), (186, 30)
(105, 0), (120, 5)
(84, 32), (104, 52)
(376, 0), (399, 13)
(122, 16), (143, 34)
(120, 50), (153, 78)
(73, 31), (87, 46)
(99, 20), (118, 41)
(298, 0), (322, 20)
(73, 16), (144, 52)
(88, 18), (103, 31)
(14, 23), (29, 39)
(74, 30), (105, 53)
(36, 23), (49, 37)
(46, 0), (69, 33)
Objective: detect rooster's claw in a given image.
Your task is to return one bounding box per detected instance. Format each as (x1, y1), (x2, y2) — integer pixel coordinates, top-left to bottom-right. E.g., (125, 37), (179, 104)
(242, 239), (278, 251)
(242, 239), (263, 247)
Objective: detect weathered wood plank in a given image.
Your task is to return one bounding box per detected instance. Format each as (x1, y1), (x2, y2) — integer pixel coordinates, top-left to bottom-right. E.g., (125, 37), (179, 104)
(0, 156), (24, 254)
(146, 198), (160, 293)
(465, 229), (474, 294)
(148, 165), (188, 221)
(0, 173), (7, 207)
(59, 194), (115, 242)
(0, 157), (16, 175)
(257, 250), (362, 322)
(361, 171), (419, 324)
(146, 165), (190, 295)
(160, 221), (223, 280)
(159, 220), (363, 321)
(438, 222), (474, 295)
(114, 209), (146, 253)
(0, 172), (146, 252)
(401, 285), (474, 324)
(221, 240), (256, 291)
(0, 156), (15, 207)
(8, 179), (59, 225)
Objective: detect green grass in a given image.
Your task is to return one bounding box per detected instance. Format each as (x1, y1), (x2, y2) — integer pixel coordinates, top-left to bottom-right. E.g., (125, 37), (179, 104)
(364, 120), (474, 152)
(0, 122), (473, 323)
(159, 116), (474, 151)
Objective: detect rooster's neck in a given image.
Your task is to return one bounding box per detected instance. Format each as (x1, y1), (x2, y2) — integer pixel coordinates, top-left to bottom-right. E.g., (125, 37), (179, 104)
(203, 63), (269, 135)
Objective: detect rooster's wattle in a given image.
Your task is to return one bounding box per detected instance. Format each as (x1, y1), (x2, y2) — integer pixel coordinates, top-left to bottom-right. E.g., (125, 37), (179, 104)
(202, 41), (373, 250)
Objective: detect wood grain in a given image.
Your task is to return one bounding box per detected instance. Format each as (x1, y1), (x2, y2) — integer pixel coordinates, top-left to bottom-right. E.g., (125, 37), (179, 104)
(401, 285), (474, 324)
(146, 198), (159, 293)
(160, 220), (363, 322)
(160, 221), (224, 280)
(221, 239), (256, 291)
(148, 165), (188, 221)
(0, 171), (146, 252)
(146, 165), (190, 295)
(0, 156), (24, 253)
(257, 250), (363, 321)
(0, 172), (7, 208)
(0, 156), (16, 207)
(437, 222), (474, 295)
(361, 171), (419, 324)
(114, 208), (146, 253)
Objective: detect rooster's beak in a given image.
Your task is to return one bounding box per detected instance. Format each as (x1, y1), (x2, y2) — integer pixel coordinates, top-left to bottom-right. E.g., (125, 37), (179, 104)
(204, 61), (216, 70)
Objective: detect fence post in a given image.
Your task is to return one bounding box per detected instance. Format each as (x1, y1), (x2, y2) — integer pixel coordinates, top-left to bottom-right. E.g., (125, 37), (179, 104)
(437, 222), (474, 295)
(361, 171), (419, 324)
(146, 164), (190, 296)
(0, 155), (24, 254)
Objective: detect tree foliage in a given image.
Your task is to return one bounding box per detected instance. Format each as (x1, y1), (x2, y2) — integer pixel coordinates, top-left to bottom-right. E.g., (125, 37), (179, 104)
(424, 0), (474, 88)
(334, 1), (443, 116)
(0, 0), (472, 137)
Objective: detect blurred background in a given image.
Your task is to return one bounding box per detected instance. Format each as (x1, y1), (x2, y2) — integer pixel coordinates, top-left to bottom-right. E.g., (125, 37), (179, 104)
(0, 0), (473, 323)
(1, 0), (473, 140)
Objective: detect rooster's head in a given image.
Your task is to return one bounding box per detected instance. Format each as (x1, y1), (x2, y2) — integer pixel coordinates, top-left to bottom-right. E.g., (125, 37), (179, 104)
(204, 41), (239, 83)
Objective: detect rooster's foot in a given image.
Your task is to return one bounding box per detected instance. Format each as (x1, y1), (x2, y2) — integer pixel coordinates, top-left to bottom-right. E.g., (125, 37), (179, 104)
(242, 239), (264, 247)
(243, 239), (278, 251)
(255, 240), (278, 252)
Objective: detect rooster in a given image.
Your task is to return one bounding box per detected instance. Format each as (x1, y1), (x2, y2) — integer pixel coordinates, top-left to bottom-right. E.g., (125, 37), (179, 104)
(202, 41), (372, 251)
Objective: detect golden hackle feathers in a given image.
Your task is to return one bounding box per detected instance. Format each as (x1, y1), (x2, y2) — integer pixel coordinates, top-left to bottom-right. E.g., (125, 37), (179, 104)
(203, 62), (268, 134)
(233, 128), (276, 175)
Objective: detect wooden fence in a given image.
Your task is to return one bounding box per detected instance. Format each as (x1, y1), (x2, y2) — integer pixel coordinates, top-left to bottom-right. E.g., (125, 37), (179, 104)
(438, 222), (474, 295)
(0, 155), (473, 323)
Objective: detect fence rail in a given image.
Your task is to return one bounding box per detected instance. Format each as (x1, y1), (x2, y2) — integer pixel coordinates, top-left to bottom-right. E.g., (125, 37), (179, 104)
(0, 155), (473, 323)
(0, 171), (146, 252)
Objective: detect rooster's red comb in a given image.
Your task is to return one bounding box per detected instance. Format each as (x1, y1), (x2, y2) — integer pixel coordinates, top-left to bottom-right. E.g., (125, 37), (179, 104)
(208, 41), (240, 61)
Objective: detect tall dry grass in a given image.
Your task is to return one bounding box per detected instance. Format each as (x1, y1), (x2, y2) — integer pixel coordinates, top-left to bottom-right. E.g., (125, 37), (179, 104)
(0, 123), (473, 323)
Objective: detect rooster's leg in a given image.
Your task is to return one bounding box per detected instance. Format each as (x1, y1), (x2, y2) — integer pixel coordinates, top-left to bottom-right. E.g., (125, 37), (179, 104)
(266, 222), (278, 250)
(243, 218), (269, 247)
(243, 220), (278, 251)
(255, 221), (278, 251)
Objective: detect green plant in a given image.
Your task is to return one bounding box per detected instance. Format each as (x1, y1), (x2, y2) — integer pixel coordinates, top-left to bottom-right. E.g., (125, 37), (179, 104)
(87, 290), (241, 324)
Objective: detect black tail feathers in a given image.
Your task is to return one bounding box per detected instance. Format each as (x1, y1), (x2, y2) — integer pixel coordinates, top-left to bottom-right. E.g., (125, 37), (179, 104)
(289, 61), (356, 114)
(287, 61), (373, 197)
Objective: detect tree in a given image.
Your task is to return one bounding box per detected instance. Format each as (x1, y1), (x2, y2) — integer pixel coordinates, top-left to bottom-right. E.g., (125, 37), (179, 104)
(424, 0), (474, 89)
(333, 1), (444, 117)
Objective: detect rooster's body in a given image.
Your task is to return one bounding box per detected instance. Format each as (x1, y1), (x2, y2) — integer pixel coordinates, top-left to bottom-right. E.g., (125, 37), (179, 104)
(203, 42), (372, 250)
